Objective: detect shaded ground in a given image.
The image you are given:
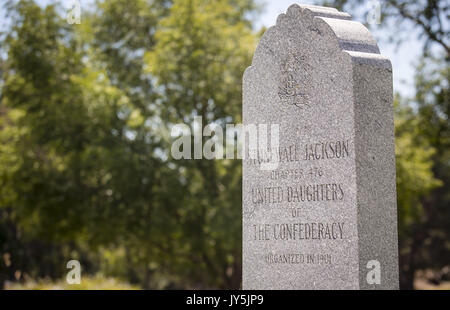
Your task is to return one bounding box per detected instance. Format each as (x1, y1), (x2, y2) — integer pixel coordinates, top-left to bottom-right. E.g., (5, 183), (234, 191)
(415, 279), (450, 290)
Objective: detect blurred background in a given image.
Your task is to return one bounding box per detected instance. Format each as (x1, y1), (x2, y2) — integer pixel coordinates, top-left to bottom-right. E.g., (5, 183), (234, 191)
(0, 0), (448, 290)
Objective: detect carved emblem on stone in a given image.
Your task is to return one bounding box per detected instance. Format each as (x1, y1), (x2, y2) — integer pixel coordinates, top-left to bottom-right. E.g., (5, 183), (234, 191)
(278, 53), (310, 109)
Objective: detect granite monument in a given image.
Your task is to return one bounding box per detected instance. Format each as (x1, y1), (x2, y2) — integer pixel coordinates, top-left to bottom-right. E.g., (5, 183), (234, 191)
(242, 4), (399, 290)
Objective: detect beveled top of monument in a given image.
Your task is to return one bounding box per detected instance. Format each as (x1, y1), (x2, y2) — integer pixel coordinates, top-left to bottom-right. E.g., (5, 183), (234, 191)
(244, 3), (391, 122)
(246, 4), (390, 76)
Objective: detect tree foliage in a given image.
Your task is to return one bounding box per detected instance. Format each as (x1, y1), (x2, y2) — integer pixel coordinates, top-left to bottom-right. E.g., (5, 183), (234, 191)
(0, 0), (256, 289)
(144, 0), (255, 288)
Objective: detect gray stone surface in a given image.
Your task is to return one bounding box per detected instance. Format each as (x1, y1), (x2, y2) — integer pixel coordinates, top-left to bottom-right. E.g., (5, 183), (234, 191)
(242, 4), (398, 290)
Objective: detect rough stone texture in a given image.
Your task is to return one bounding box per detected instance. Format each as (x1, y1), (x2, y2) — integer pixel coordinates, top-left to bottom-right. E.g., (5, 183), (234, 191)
(242, 4), (398, 290)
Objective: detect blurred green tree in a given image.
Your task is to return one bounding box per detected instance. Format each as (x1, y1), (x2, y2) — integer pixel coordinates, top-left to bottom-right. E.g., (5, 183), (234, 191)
(0, 0), (176, 288)
(145, 0), (256, 288)
(0, 0), (257, 289)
